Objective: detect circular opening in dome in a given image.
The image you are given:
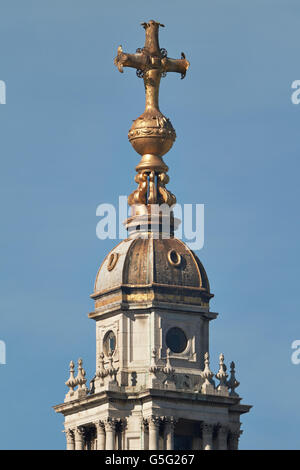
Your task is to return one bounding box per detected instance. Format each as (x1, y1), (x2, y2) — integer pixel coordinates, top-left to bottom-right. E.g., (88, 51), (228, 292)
(103, 330), (116, 355)
(107, 253), (119, 271)
(166, 327), (187, 353)
(167, 249), (181, 267)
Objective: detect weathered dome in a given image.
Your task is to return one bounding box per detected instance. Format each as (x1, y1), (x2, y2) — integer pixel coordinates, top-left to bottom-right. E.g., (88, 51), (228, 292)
(93, 236), (211, 297)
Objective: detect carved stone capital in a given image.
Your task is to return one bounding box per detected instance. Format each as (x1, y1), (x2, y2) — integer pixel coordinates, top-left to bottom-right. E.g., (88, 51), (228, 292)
(229, 429), (242, 439)
(148, 415), (161, 430)
(118, 418), (128, 433)
(201, 423), (214, 435)
(75, 426), (85, 439)
(142, 417), (149, 430)
(95, 420), (105, 434)
(164, 416), (178, 430)
(65, 428), (74, 443)
(104, 417), (117, 432)
(217, 424), (228, 435)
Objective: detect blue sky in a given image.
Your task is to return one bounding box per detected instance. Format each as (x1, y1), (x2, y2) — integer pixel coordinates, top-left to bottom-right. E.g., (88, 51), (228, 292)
(0, 0), (300, 449)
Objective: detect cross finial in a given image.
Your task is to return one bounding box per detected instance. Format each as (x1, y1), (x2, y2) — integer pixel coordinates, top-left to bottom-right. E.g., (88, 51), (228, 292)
(114, 20), (189, 81)
(114, 21), (190, 216)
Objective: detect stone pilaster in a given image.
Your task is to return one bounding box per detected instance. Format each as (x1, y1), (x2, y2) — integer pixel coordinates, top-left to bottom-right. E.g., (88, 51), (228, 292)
(202, 423), (214, 450)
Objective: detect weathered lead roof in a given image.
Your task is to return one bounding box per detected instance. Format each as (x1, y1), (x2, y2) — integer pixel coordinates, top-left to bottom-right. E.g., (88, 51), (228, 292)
(94, 236), (210, 295)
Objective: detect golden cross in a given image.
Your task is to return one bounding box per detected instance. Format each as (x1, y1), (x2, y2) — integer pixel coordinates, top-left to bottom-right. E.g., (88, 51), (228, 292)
(114, 20), (189, 113)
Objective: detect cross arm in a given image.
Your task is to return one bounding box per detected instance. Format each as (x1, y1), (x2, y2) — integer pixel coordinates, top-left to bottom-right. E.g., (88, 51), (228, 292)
(114, 46), (148, 73)
(162, 53), (190, 79)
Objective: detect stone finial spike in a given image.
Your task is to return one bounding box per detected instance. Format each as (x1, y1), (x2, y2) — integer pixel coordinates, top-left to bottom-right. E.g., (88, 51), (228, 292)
(76, 358), (87, 391)
(108, 351), (114, 371)
(150, 348), (157, 369)
(73, 358), (88, 399)
(94, 352), (108, 393)
(149, 348), (161, 376)
(202, 352), (214, 384)
(107, 351), (119, 384)
(200, 352), (216, 395)
(163, 348), (175, 376)
(162, 348), (176, 390)
(227, 361), (240, 397)
(64, 360), (78, 402)
(97, 352), (108, 380)
(216, 353), (229, 396)
(100, 351), (105, 366)
(216, 353), (228, 387)
(65, 360), (76, 391)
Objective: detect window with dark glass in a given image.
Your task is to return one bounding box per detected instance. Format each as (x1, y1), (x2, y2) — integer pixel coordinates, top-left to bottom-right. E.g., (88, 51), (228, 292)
(103, 330), (116, 355)
(166, 327), (187, 353)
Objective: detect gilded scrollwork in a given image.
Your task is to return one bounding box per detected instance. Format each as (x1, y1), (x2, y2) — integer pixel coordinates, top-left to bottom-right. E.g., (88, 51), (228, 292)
(128, 169), (176, 207)
(157, 172), (176, 206)
(128, 171), (148, 206)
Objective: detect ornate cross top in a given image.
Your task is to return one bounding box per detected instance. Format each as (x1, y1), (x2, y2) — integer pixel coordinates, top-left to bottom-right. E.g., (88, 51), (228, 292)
(114, 20), (189, 218)
(114, 20), (189, 82)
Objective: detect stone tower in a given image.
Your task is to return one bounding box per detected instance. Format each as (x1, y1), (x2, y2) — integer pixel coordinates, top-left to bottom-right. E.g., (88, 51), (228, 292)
(54, 20), (251, 451)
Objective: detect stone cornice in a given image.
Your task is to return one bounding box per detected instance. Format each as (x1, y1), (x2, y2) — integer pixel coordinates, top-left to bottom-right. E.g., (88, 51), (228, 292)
(53, 387), (247, 417)
(88, 296), (218, 320)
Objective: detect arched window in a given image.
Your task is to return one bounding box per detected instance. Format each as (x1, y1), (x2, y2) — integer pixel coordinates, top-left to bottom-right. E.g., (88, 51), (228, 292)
(103, 330), (116, 355)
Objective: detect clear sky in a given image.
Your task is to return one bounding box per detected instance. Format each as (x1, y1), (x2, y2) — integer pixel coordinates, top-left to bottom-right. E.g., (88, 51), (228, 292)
(0, 0), (300, 450)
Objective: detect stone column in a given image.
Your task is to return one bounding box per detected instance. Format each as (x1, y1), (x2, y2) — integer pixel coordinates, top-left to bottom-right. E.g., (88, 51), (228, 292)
(105, 418), (116, 450)
(164, 417), (176, 450)
(148, 416), (160, 450)
(217, 425), (228, 450)
(228, 429), (242, 450)
(202, 423), (214, 450)
(65, 429), (75, 450)
(95, 421), (105, 450)
(74, 426), (85, 450)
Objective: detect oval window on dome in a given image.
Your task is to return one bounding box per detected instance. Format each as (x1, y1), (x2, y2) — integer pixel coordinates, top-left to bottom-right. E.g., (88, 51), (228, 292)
(166, 327), (187, 353)
(167, 249), (181, 267)
(107, 252), (119, 271)
(103, 330), (116, 355)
